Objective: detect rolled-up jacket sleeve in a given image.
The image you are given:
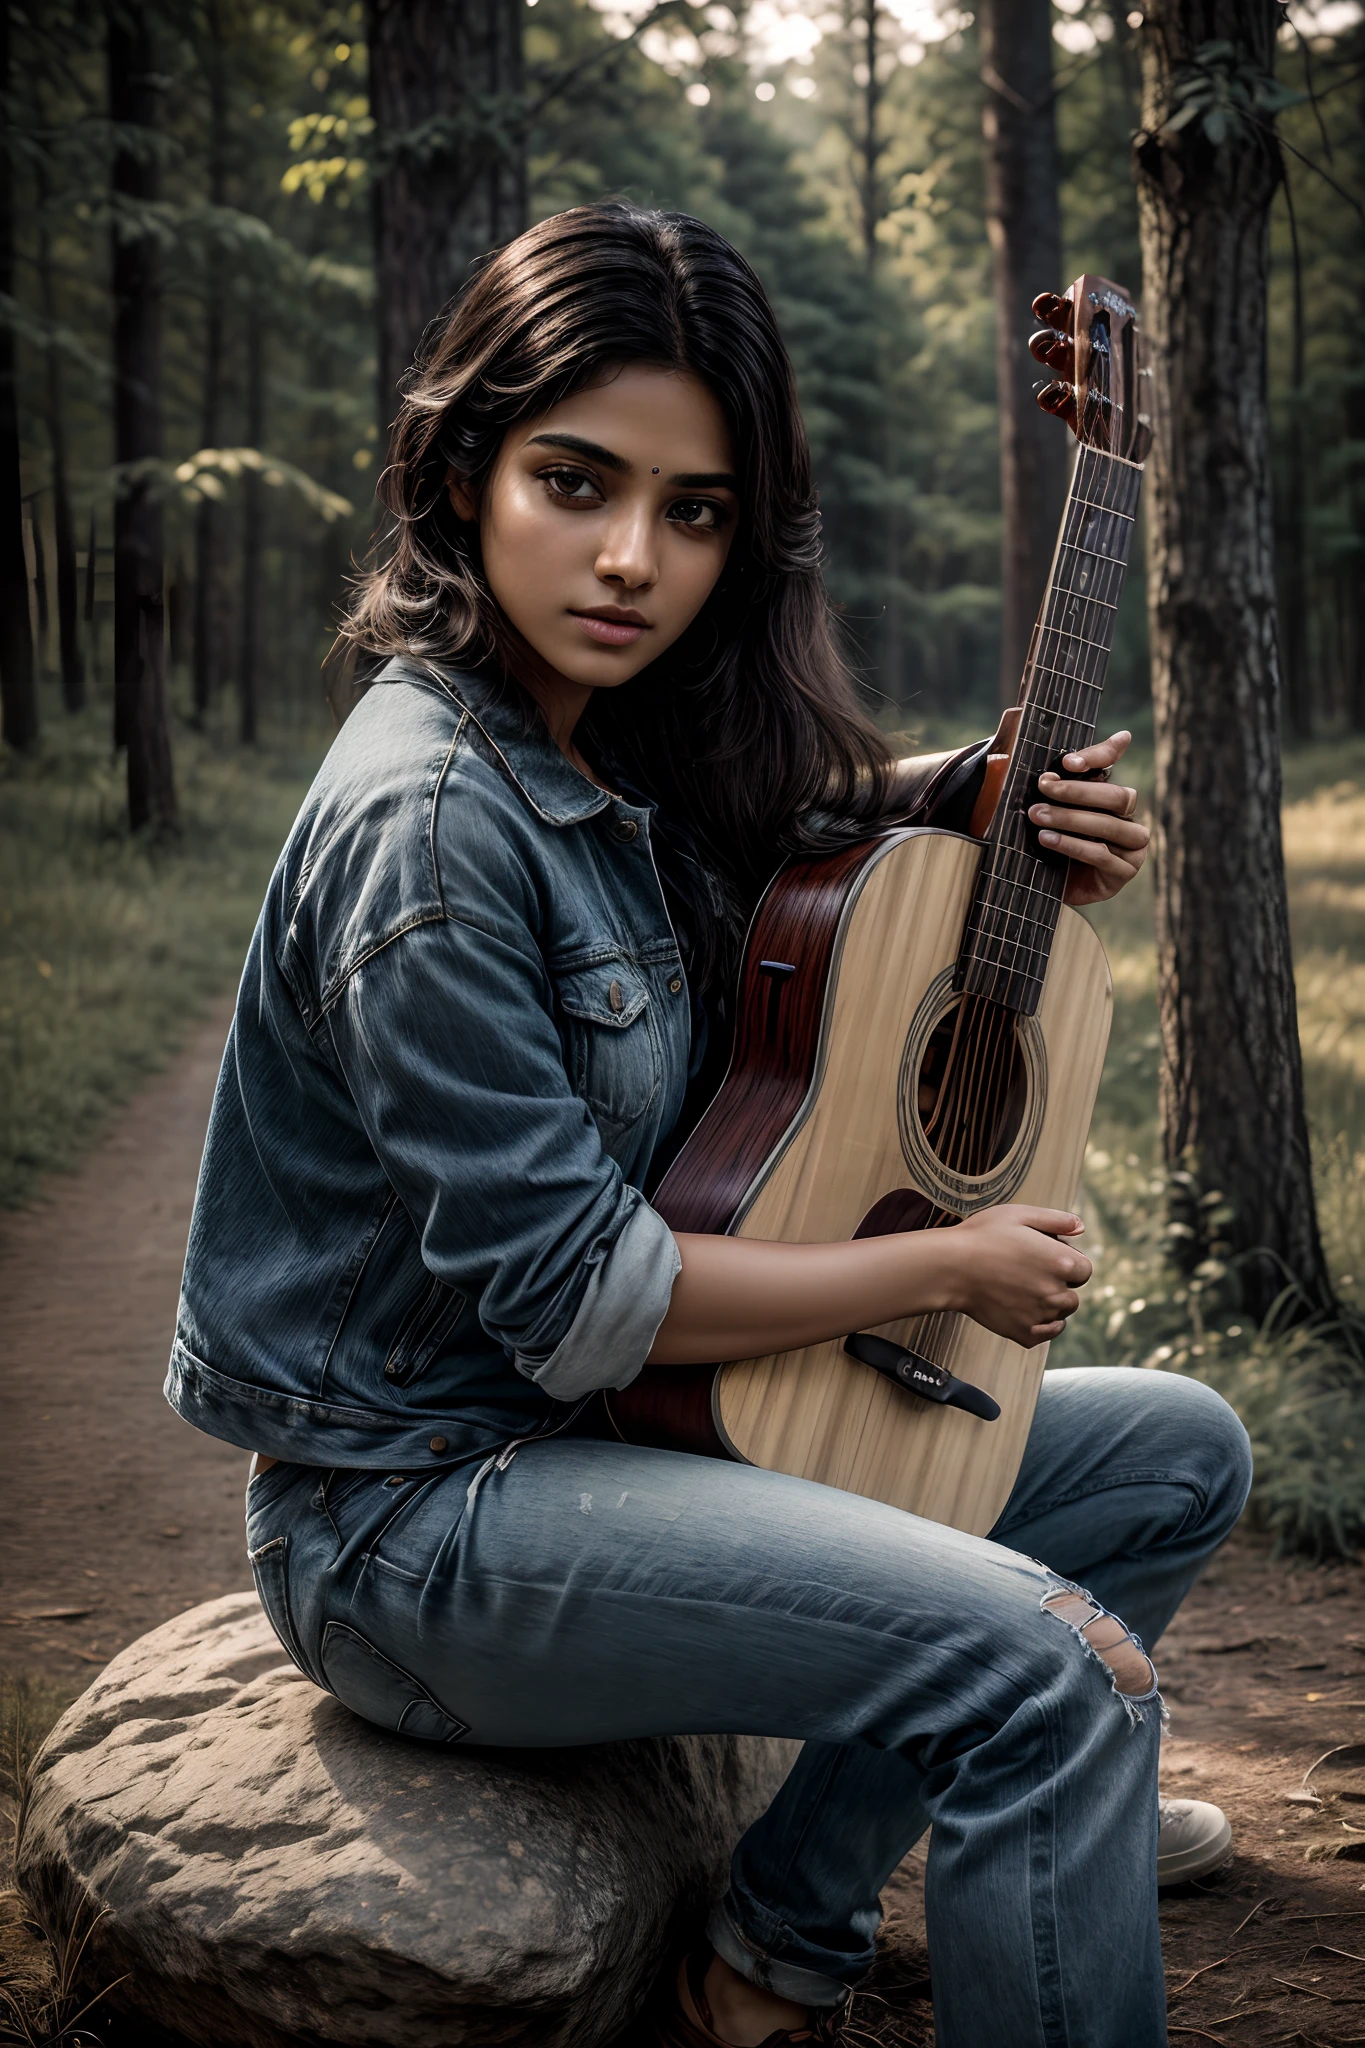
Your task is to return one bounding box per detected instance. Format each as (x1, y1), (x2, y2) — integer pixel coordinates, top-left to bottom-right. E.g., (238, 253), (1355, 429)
(326, 895), (680, 1399)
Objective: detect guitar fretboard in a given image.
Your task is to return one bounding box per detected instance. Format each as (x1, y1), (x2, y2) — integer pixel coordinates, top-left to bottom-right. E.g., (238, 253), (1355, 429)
(955, 445), (1143, 1015)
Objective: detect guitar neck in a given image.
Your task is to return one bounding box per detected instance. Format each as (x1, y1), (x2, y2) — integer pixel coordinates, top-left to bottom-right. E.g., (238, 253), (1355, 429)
(955, 445), (1144, 1016)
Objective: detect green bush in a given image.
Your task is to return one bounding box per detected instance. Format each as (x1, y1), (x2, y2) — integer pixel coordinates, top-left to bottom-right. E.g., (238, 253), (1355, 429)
(1060, 1144), (1365, 1561)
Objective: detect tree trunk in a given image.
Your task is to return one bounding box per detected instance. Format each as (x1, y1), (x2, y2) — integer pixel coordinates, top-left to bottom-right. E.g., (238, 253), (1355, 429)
(977, 0), (1068, 706)
(30, 499), (49, 660)
(1348, 39), (1365, 733)
(192, 0), (227, 725)
(238, 306), (263, 746)
(1349, 352), (1365, 731)
(37, 176), (84, 712)
(1279, 179), (1311, 739)
(860, 0), (882, 272)
(365, 0), (527, 435)
(1135, 0), (1333, 1320)
(109, 0), (176, 832)
(0, 0), (37, 751)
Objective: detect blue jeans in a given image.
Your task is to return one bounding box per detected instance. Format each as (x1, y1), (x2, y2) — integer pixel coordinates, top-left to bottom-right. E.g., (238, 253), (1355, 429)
(245, 1367), (1251, 2047)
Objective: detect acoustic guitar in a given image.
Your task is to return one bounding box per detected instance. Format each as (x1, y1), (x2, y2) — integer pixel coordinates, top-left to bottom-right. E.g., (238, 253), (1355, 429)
(605, 275), (1152, 1537)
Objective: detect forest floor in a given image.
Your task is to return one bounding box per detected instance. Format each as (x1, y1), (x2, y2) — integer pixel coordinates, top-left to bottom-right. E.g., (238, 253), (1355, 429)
(2, 728), (1364, 2041)
(3, 999), (1365, 2044)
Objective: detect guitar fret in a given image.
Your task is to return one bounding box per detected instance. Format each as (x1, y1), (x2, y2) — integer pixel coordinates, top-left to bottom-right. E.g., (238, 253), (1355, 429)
(1069, 495), (1135, 522)
(980, 879), (1063, 911)
(1036, 629), (1111, 661)
(974, 916), (1058, 949)
(976, 894), (1062, 929)
(1043, 601), (1118, 635)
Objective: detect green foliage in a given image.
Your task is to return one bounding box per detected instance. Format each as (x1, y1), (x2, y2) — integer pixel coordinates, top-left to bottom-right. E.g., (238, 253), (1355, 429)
(1063, 1147), (1365, 1562)
(0, 700), (324, 1208)
(1156, 38), (1304, 145)
(1059, 740), (1365, 1560)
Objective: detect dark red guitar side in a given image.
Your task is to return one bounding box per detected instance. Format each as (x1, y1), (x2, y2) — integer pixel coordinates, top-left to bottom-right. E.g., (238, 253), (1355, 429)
(605, 829), (921, 1457)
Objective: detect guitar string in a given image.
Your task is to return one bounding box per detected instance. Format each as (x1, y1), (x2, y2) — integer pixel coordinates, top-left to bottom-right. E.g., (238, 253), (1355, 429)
(967, 440), (1140, 1000)
(900, 338), (1139, 1369)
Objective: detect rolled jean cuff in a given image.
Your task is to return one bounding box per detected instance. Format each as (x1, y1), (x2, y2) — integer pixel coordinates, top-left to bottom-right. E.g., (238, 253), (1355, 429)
(706, 1897), (851, 2011)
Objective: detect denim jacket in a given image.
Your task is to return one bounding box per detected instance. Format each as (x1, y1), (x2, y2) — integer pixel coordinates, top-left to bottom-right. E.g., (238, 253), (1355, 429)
(167, 657), (985, 1472)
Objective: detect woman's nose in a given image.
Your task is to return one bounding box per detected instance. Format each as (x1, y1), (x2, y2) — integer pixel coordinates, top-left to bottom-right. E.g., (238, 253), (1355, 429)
(594, 507), (657, 592)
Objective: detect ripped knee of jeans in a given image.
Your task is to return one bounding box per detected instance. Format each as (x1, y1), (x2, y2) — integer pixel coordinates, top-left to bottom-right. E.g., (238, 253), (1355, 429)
(1041, 1585), (1163, 1729)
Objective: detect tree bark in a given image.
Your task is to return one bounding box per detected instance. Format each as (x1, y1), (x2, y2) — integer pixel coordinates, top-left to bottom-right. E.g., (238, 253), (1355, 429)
(1278, 177), (1311, 738)
(0, 0), (37, 751)
(29, 499), (49, 659)
(859, 0), (882, 272)
(1348, 35), (1365, 733)
(109, 0), (176, 832)
(1349, 351), (1365, 731)
(365, 0), (527, 435)
(192, 0), (227, 725)
(1135, 0), (1333, 1320)
(977, 0), (1069, 706)
(37, 174), (84, 712)
(238, 305), (263, 746)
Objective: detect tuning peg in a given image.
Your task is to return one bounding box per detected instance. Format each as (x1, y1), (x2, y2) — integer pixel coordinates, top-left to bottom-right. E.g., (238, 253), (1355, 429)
(1035, 379), (1078, 427)
(1029, 326), (1071, 371)
(1031, 290), (1072, 331)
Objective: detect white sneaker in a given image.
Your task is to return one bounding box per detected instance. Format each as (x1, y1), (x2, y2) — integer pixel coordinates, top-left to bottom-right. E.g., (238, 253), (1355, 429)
(1157, 1797), (1233, 1885)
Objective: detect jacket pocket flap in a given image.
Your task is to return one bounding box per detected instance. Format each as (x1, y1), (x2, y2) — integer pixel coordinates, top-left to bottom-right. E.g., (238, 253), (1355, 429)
(554, 959), (649, 1029)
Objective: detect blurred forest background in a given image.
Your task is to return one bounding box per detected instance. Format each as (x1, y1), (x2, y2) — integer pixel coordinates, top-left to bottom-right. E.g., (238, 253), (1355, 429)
(2, 0), (1365, 1547)
(5, 0), (1363, 755)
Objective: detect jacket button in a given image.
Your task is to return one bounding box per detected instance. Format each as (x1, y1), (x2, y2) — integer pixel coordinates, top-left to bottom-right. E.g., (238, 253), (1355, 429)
(612, 817), (638, 841)
(608, 979), (624, 1013)
(429, 1436), (448, 1454)
(668, 976), (682, 994)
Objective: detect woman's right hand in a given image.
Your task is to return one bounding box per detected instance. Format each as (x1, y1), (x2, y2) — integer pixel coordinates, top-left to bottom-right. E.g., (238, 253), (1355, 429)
(940, 1205), (1092, 1349)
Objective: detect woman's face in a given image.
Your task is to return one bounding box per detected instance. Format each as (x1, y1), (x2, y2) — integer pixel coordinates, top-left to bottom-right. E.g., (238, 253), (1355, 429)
(449, 364), (739, 693)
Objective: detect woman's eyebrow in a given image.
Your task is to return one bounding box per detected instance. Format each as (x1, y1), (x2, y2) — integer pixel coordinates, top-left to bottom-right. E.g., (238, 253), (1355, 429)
(527, 431), (628, 473)
(672, 470), (738, 490)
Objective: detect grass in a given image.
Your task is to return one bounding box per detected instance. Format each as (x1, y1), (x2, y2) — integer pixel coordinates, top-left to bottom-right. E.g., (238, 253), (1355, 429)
(0, 700), (326, 1209)
(4, 705), (1365, 1555)
(1058, 736), (1365, 1557)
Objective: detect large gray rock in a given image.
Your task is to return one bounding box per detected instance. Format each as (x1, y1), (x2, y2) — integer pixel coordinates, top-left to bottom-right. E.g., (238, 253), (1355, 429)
(18, 1592), (797, 2048)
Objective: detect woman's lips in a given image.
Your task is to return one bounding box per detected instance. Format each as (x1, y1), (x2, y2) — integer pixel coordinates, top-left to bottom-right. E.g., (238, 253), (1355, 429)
(570, 611), (649, 647)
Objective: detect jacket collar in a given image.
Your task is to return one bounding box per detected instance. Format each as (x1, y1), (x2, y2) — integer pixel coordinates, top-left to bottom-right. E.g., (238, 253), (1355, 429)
(376, 655), (622, 828)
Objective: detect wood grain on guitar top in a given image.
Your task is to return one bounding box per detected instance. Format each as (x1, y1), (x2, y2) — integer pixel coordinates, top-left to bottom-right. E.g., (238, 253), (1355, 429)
(609, 831), (1112, 1536)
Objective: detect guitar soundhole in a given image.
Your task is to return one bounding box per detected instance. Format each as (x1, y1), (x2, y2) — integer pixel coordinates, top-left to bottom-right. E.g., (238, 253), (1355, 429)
(916, 994), (1028, 1177)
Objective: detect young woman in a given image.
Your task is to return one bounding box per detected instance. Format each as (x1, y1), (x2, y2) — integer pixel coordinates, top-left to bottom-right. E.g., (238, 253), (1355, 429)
(169, 203), (1251, 2048)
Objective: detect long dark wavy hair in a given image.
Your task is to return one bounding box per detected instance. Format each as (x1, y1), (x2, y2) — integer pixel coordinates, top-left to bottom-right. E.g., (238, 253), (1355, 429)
(340, 201), (896, 995)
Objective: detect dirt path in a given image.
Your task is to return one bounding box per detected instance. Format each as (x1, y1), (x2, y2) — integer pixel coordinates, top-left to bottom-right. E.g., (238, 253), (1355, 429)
(0, 999), (251, 1699)
(3, 1016), (1365, 2041)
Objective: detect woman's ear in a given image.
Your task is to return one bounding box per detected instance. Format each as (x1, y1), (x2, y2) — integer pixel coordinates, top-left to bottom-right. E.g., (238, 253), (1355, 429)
(445, 466), (478, 522)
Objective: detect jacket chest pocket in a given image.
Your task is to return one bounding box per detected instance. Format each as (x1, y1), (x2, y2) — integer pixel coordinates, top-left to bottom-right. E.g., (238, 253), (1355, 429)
(384, 1276), (467, 1388)
(553, 956), (660, 1139)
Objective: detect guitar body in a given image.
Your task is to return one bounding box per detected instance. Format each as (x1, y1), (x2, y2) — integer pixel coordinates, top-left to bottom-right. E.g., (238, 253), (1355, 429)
(609, 267), (1148, 1537)
(606, 828), (1112, 1536)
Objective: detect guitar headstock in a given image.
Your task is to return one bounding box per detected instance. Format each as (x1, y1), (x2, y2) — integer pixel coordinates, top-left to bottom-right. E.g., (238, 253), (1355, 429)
(1029, 274), (1152, 463)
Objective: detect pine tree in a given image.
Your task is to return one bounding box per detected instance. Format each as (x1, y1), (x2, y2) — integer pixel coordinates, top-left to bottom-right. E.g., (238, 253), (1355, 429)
(977, 0), (1067, 705)
(0, 0), (37, 750)
(1135, 1), (1333, 1319)
(109, 0), (176, 831)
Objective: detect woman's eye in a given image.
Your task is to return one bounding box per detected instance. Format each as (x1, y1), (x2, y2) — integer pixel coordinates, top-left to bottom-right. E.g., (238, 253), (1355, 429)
(540, 467), (602, 503)
(668, 498), (726, 532)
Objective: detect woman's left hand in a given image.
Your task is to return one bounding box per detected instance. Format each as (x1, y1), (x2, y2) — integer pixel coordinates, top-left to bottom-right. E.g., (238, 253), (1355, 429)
(1027, 729), (1149, 908)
